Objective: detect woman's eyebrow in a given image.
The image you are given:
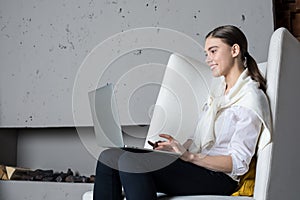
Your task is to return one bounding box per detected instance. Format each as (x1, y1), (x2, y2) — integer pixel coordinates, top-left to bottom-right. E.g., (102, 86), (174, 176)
(204, 46), (218, 53)
(208, 46), (218, 51)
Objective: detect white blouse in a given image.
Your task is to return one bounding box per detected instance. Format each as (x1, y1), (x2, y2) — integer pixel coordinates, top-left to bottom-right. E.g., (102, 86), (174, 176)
(200, 105), (262, 181)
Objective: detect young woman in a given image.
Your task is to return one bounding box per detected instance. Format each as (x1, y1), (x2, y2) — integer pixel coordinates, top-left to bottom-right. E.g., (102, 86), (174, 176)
(93, 25), (271, 200)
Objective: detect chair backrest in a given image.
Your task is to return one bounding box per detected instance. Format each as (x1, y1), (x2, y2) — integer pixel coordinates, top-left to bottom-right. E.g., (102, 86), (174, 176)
(251, 28), (280, 200)
(263, 28), (300, 200)
(253, 64), (272, 200)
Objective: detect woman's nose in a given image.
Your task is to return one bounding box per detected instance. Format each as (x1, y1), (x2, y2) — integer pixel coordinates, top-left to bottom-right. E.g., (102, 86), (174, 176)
(205, 55), (212, 65)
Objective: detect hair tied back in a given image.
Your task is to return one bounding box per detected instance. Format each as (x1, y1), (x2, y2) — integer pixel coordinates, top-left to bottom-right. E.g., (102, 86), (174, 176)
(244, 51), (250, 58)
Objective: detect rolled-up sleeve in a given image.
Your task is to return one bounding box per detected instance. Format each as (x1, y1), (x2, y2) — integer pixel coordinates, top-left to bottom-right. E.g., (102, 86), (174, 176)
(228, 107), (262, 177)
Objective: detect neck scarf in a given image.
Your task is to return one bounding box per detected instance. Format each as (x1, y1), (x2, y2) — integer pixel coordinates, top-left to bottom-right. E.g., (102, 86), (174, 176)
(189, 69), (272, 153)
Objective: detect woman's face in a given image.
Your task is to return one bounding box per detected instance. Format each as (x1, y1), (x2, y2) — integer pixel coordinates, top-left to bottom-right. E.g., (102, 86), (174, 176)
(204, 37), (235, 77)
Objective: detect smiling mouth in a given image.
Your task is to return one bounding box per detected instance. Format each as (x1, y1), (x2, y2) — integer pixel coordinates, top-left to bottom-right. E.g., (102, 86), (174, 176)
(210, 64), (217, 70)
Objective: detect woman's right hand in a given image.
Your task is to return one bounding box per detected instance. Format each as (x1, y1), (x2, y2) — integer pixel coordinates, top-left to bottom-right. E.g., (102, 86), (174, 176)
(154, 134), (188, 155)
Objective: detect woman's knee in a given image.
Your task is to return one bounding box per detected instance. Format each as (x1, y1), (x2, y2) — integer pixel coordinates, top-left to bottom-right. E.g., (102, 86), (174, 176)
(118, 151), (158, 173)
(97, 148), (124, 171)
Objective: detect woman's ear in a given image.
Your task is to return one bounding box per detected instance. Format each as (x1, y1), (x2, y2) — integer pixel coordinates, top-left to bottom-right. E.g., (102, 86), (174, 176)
(231, 44), (240, 58)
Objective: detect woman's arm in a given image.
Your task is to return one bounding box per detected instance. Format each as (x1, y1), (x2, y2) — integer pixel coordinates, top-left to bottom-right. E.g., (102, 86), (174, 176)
(181, 151), (232, 173)
(156, 134), (233, 173)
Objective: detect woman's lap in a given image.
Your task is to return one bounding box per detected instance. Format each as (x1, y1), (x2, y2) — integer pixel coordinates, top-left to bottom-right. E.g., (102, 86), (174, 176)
(95, 148), (238, 199)
(151, 159), (237, 196)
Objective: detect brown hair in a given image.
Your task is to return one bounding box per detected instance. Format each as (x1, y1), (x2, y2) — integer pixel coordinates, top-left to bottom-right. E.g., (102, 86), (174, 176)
(206, 25), (266, 93)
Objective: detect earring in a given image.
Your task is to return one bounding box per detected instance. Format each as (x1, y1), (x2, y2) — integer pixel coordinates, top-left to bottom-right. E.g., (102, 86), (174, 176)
(244, 57), (247, 68)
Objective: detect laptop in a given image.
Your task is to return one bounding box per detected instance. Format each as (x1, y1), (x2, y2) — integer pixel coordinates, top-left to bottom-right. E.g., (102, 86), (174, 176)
(88, 83), (180, 156)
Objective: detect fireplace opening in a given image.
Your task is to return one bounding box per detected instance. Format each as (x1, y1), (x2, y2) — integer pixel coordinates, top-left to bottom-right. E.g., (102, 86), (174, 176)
(0, 165), (95, 183)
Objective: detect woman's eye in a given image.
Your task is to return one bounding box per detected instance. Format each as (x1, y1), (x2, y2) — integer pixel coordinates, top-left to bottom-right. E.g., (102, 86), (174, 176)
(211, 49), (216, 54)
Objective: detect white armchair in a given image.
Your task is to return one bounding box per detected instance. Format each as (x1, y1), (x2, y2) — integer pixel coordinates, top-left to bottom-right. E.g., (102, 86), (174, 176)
(82, 27), (300, 200)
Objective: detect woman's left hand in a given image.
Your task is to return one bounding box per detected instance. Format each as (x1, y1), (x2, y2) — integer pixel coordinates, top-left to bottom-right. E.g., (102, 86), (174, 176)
(154, 134), (188, 155)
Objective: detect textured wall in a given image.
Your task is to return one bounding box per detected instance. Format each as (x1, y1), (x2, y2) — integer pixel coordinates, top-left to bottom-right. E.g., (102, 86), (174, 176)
(0, 0), (274, 127)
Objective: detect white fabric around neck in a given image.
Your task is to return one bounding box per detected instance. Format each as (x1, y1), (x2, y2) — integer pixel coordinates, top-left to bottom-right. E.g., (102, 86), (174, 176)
(190, 69), (272, 153)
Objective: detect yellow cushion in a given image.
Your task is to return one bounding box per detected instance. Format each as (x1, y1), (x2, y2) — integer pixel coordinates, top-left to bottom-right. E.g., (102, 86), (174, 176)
(231, 157), (256, 196)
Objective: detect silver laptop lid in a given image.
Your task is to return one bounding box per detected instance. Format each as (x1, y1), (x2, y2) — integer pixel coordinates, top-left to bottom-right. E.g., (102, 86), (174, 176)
(88, 83), (124, 147)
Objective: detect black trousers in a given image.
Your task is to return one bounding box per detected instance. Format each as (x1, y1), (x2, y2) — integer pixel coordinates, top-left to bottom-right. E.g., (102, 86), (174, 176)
(93, 148), (238, 200)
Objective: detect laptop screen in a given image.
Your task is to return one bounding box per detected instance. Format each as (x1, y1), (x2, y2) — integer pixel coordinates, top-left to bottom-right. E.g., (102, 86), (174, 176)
(88, 83), (124, 147)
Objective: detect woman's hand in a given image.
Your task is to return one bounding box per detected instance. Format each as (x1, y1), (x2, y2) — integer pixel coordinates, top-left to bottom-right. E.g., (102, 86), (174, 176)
(154, 134), (188, 155)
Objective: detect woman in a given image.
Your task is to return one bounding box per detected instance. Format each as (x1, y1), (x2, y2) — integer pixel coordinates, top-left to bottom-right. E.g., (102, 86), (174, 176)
(93, 25), (271, 200)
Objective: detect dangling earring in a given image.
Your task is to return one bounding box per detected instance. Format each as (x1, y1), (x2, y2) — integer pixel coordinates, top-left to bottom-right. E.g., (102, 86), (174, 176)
(243, 51), (249, 68)
(244, 56), (247, 68)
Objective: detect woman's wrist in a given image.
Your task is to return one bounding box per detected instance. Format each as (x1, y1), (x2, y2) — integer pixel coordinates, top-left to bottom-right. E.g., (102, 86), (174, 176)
(181, 150), (194, 162)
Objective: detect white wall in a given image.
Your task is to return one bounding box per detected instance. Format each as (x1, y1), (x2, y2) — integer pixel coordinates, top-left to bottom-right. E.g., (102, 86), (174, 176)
(0, 0), (274, 127)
